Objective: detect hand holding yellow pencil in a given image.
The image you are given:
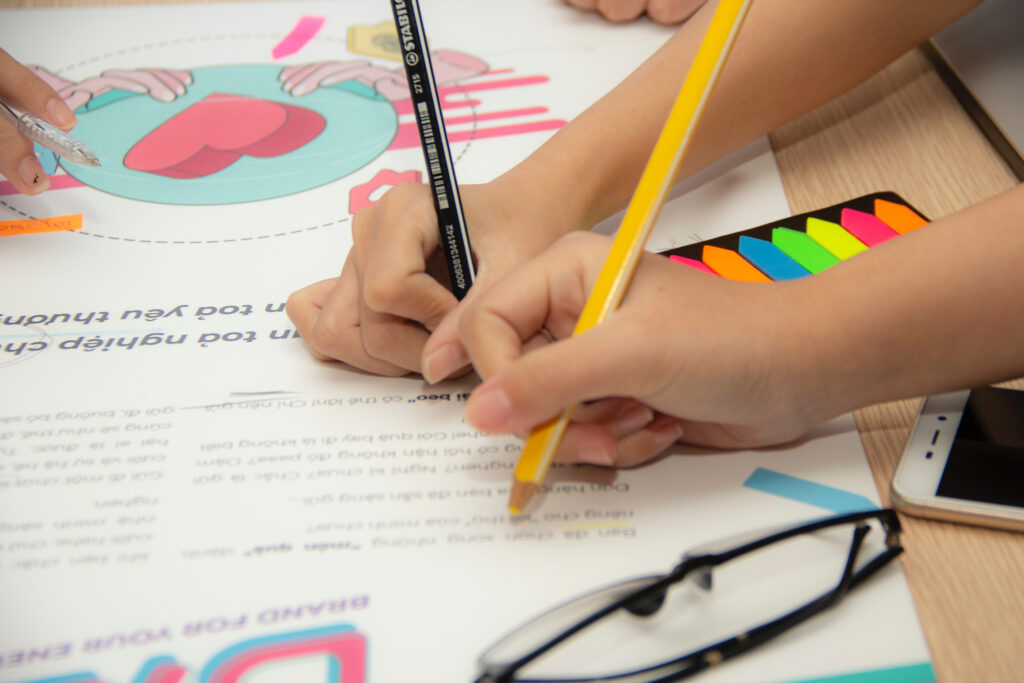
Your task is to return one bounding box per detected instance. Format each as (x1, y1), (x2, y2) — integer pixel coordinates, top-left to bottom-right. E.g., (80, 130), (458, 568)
(508, 0), (753, 514)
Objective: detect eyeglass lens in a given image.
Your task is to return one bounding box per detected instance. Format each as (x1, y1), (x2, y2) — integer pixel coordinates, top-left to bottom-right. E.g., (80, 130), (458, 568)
(479, 517), (892, 682)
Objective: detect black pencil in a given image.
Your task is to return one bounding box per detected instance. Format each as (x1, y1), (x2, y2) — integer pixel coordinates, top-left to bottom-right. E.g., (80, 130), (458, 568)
(390, 0), (476, 299)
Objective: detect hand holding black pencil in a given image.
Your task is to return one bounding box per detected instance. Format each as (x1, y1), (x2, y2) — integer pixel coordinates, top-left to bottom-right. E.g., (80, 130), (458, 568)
(389, 0), (476, 300)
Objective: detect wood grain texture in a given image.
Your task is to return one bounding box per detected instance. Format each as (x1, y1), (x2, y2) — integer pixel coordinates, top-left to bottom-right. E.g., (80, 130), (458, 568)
(771, 47), (1023, 682)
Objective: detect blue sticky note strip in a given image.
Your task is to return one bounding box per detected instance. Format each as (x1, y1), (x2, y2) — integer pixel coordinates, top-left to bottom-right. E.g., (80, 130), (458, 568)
(773, 662), (936, 683)
(16, 674), (101, 683)
(743, 467), (877, 514)
(738, 235), (811, 280)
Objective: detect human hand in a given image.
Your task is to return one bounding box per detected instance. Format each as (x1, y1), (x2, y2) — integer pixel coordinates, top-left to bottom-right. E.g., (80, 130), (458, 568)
(51, 68), (192, 111)
(286, 181), (561, 377)
(0, 48), (78, 195)
(563, 0), (708, 25)
(458, 231), (828, 467)
(279, 51), (488, 100)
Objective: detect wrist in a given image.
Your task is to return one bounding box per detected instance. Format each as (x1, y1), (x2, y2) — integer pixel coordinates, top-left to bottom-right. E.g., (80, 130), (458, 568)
(761, 279), (862, 430)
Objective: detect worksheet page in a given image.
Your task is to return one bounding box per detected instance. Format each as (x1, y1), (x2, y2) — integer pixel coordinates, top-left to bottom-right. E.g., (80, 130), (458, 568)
(0, 2), (931, 682)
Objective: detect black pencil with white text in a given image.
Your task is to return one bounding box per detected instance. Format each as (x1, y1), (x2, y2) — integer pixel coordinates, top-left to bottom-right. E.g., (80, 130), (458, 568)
(390, 0), (476, 299)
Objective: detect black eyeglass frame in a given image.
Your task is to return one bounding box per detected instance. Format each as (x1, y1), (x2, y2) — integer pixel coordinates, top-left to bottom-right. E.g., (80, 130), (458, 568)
(476, 508), (904, 683)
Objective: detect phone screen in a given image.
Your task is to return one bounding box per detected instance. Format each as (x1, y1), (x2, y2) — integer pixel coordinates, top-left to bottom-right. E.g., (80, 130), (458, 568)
(936, 387), (1024, 507)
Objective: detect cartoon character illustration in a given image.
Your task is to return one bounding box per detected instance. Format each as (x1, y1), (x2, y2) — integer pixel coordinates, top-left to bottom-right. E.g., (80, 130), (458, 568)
(0, 19), (566, 244)
(24, 52), (488, 205)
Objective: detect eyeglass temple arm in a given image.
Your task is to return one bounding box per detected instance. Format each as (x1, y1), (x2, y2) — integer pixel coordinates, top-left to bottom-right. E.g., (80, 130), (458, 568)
(657, 523), (905, 680)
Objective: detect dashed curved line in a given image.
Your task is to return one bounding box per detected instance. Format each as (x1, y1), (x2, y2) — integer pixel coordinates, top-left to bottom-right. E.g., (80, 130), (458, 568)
(0, 201), (32, 220)
(63, 218), (351, 245)
(9, 33), (484, 245)
(449, 82), (478, 163)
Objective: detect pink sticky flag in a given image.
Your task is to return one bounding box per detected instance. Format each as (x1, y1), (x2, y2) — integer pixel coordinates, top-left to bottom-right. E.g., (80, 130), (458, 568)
(272, 16), (326, 59)
(669, 254), (717, 275)
(840, 208), (898, 247)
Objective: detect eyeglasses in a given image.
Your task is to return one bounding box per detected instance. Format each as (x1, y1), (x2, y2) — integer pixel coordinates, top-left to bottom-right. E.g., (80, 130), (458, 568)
(476, 508), (903, 683)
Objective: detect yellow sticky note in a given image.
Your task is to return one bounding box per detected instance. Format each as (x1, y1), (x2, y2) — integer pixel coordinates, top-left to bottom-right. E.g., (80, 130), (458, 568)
(348, 22), (401, 61)
(805, 217), (868, 260)
(0, 214), (82, 236)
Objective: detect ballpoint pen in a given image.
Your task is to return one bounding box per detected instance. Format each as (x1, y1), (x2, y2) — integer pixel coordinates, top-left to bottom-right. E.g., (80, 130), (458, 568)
(0, 98), (100, 167)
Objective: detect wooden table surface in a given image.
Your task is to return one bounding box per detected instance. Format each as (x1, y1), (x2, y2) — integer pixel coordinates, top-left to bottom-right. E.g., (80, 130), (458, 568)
(3, 1), (1023, 679)
(771, 46), (1023, 682)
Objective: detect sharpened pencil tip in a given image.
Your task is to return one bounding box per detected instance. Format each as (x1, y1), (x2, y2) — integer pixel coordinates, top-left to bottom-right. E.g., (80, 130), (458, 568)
(508, 480), (538, 514)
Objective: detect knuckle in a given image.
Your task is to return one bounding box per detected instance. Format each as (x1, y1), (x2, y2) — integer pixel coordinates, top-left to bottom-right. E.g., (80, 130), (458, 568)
(351, 207), (374, 240)
(457, 300), (486, 338)
(362, 275), (403, 312)
(359, 322), (394, 357)
(556, 230), (604, 258)
(555, 230), (594, 250)
(309, 316), (343, 351)
(283, 290), (306, 322)
(0, 121), (31, 152)
(599, 0), (644, 21)
(650, 0), (702, 23)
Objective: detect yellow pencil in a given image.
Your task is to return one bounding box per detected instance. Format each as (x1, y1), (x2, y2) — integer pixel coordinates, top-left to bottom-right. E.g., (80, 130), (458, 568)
(508, 0), (753, 515)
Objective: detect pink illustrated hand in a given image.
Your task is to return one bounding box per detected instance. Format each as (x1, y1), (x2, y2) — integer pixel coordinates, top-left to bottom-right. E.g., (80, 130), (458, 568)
(34, 68), (194, 112)
(279, 51), (488, 100)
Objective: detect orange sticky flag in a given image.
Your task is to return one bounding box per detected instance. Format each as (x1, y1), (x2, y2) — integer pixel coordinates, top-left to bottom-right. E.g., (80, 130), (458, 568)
(702, 245), (771, 282)
(0, 214), (82, 236)
(874, 199), (927, 235)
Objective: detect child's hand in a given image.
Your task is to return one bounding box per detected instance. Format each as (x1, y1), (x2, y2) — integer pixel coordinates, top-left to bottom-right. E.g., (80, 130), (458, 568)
(0, 48), (77, 195)
(286, 181), (564, 378)
(459, 231), (828, 467)
(562, 0), (708, 25)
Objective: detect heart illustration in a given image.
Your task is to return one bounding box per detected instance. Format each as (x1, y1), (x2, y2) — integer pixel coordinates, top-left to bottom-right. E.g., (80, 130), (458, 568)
(124, 93), (326, 179)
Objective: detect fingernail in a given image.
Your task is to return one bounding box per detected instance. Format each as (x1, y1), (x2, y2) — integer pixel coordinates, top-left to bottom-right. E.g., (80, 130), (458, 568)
(18, 156), (50, 194)
(422, 342), (468, 384)
(465, 383), (513, 432)
(651, 421), (684, 452)
(45, 98), (76, 130)
(613, 404), (654, 433)
(577, 447), (614, 467)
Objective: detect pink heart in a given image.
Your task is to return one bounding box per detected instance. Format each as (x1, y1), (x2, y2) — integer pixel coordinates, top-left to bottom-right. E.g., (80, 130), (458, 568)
(124, 93), (325, 178)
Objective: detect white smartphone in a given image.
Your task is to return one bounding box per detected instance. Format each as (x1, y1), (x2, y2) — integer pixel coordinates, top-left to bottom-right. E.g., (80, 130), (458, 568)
(890, 386), (1024, 531)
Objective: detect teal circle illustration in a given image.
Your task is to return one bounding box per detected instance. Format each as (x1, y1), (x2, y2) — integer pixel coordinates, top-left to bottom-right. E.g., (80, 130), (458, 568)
(64, 65), (398, 205)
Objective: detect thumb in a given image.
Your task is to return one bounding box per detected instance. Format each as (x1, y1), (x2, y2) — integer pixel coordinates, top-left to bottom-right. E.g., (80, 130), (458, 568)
(464, 324), (639, 434)
(420, 299), (470, 384)
(420, 261), (511, 384)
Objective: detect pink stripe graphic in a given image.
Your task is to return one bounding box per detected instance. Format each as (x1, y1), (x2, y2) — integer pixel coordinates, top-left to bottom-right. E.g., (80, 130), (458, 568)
(272, 16), (326, 59)
(447, 119), (565, 142)
(443, 107), (550, 126)
(388, 118), (565, 150)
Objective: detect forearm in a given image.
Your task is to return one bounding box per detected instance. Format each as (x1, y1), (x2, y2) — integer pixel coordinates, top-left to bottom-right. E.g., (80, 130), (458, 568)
(792, 184), (1024, 421)
(493, 0), (982, 235)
